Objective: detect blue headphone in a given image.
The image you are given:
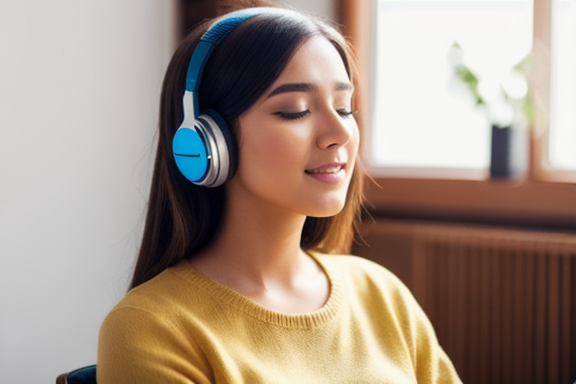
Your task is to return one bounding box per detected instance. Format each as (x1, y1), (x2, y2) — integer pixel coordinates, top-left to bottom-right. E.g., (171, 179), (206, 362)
(172, 8), (272, 187)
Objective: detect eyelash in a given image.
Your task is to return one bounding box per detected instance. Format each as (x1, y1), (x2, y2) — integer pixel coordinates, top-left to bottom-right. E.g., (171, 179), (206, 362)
(274, 109), (354, 120)
(338, 109), (354, 118)
(274, 110), (310, 120)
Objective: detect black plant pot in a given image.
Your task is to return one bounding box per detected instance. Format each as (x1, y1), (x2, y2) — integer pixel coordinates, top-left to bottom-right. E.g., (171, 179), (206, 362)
(490, 125), (528, 178)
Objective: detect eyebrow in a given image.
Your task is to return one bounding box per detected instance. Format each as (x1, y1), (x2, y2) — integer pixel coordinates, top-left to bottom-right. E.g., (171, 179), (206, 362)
(266, 82), (353, 98)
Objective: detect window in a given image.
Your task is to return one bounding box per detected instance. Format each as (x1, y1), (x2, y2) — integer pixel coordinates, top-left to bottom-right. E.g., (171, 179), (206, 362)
(339, 0), (576, 228)
(371, 0), (533, 170)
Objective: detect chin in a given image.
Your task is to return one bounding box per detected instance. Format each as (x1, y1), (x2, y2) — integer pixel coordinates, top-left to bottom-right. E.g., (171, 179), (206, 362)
(306, 200), (347, 218)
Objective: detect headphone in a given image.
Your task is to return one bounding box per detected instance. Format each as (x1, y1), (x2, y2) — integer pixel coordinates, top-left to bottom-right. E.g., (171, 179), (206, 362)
(172, 7), (273, 187)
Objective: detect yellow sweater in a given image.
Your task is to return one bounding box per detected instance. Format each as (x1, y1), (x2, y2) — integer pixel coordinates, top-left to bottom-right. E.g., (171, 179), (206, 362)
(98, 254), (462, 383)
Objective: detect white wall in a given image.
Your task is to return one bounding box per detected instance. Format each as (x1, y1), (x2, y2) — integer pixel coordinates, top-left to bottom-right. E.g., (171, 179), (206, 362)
(0, 1), (176, 382)
(0, 0), (333, 382)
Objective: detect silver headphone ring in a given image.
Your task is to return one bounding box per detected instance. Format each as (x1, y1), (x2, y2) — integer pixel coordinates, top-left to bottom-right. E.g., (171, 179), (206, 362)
(195, 114), (230, 187)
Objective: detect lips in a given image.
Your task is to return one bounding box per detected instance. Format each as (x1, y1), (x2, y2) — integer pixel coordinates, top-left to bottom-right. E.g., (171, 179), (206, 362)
(305, 162), (346, 174)
(304, 162), (347, 184)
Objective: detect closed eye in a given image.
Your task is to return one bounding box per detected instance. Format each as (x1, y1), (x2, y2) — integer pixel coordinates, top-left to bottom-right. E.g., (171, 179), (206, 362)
(337, 109), (355, 118)
(273, 110), (311, 120)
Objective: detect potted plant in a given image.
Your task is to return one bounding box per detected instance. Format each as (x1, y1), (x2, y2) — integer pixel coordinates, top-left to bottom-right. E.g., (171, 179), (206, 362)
(450, 42), (534, 178)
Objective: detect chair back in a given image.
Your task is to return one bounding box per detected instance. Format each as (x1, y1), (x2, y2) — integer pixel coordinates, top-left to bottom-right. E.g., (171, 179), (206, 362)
(55, 365), (97, 384)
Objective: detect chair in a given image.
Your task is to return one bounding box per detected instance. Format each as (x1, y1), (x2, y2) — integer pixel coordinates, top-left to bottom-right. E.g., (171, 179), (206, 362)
(56, 365), (97, 384)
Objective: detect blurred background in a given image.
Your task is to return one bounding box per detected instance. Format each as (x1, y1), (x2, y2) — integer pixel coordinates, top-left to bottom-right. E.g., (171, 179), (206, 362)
(1, 0), (574, 383)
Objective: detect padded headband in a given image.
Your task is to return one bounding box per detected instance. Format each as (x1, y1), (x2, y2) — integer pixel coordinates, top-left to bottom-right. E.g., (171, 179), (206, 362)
(184, 8), (279, 119)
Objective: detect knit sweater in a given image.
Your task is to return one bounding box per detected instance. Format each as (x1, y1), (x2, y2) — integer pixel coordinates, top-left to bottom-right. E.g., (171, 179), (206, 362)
(97, 253), (462, 383)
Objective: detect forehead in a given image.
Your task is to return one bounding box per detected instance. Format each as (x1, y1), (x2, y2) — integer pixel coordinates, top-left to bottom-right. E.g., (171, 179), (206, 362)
(267, 35), (350, 90)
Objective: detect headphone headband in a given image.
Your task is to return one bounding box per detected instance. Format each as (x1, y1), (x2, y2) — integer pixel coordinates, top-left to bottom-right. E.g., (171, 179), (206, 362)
(185, 8), (272, 96)
(174, 7), (287, 187)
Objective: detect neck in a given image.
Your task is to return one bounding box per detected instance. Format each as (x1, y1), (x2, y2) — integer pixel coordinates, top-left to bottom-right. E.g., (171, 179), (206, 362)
(189, 187), (329, 313)
(191, 187), (308, 287)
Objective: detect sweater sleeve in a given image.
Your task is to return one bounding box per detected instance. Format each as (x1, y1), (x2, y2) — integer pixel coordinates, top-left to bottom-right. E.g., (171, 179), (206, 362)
(97, 306), (212, 384)
(411, 304), (462, 384)
(348, 255), (463, 384)
(389, 272), (462, 384)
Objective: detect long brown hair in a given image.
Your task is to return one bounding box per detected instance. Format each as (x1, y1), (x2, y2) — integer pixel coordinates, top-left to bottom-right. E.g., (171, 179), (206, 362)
(130, 8), (365, 289)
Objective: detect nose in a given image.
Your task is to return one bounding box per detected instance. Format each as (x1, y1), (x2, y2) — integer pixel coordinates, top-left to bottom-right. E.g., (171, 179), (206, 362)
(315, 109), (358, 150)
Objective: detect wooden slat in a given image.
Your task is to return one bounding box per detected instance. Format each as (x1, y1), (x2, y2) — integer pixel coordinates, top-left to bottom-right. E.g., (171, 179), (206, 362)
(477, 245), (492, 384)
(548, 254), (561, 384)
(559, 255), (572, 384)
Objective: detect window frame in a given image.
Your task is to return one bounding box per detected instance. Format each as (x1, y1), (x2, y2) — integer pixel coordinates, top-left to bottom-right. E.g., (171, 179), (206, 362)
(339, 0), (576, 229)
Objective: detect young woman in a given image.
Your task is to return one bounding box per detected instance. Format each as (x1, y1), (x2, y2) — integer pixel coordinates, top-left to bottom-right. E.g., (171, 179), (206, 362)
(97, 6), (462, 383)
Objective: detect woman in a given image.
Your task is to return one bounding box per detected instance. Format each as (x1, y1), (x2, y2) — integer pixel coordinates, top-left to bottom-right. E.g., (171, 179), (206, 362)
(98, 6), (462, 383)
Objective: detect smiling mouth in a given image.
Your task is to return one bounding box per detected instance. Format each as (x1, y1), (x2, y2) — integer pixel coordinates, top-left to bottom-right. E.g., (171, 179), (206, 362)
(305, 163), (345, 174)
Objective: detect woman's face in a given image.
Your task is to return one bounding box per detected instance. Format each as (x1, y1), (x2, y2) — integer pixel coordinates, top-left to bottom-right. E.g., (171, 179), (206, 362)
(229, 35), (359, 218)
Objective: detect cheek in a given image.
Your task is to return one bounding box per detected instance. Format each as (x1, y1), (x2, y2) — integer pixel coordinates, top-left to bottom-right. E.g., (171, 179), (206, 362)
(240, 126), (308, 171)
(253, 134), (290, 159)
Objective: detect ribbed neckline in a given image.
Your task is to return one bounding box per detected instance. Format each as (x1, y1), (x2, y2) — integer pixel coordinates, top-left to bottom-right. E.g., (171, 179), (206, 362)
(169, 252), (344, 330)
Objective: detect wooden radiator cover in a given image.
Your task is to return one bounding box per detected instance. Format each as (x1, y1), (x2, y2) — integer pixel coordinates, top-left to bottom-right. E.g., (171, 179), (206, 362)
(353, 220), (576, 384)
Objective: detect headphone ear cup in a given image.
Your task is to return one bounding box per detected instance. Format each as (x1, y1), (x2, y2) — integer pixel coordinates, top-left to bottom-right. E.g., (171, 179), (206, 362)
(172, 125), (210, 184)
(197, 109), (238, 187)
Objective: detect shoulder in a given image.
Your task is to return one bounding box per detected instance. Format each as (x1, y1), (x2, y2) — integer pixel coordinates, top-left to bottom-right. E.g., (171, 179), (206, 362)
(98, 261), (208, 362)
(313, 252), (426, 323)
(315, 253), (409, 294)
(109, 262), (189, 313)
(98, 262), (213, 383)
(100, 260), (205, 337)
